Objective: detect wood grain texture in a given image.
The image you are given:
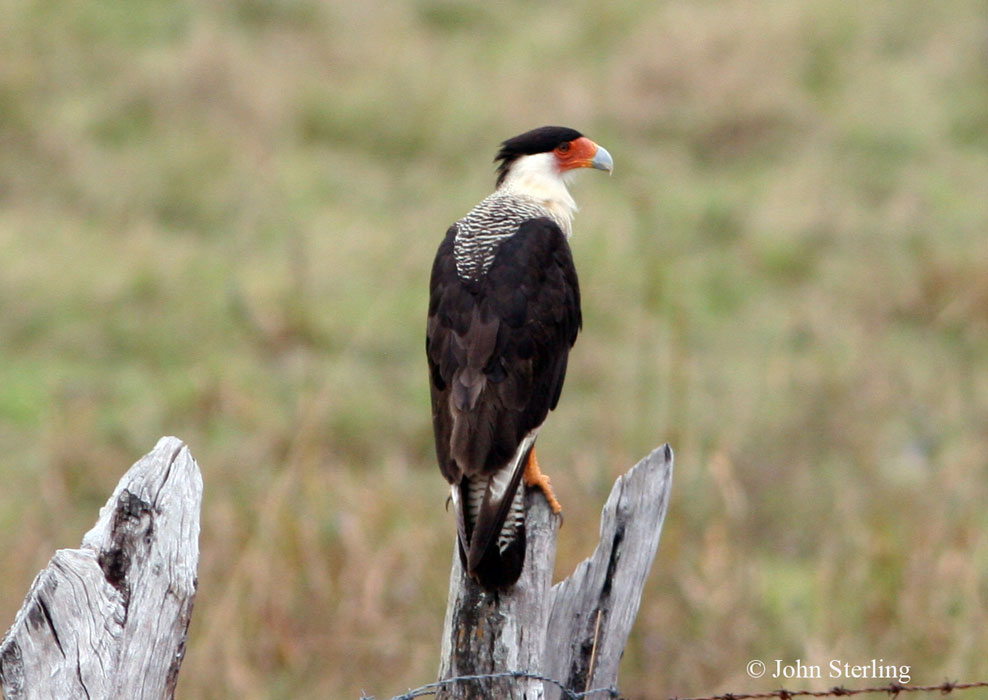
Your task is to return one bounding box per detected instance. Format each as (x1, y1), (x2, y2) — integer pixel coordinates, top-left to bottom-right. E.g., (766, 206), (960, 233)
(0, 436), (202, 700)
(544, 444), (674, 700)
(437, 444), (674, 700)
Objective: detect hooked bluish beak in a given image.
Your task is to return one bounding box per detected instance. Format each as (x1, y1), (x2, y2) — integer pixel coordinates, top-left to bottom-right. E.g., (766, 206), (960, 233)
(591, 144), (614, 174)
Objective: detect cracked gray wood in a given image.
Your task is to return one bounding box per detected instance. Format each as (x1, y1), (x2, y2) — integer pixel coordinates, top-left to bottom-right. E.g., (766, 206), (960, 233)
(436, 444), (673, 700)
(0, 436), (202, 700)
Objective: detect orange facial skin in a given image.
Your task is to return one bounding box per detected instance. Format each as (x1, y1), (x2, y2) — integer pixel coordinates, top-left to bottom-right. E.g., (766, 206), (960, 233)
(553, 136), (602, 171)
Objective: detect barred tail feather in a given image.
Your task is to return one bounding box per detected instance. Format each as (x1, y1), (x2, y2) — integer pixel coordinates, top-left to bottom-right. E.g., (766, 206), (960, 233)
(454, 436), (536, 590)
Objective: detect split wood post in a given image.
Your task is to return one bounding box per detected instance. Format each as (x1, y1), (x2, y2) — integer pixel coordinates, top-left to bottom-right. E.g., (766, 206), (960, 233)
(0, 436), (202, 700)
(436, 443), (673, 700)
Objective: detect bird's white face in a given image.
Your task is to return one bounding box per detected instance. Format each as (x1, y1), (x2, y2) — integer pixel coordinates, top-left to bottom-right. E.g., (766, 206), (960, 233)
(499, 153), (580, 237)
(497, 137), (613, 237)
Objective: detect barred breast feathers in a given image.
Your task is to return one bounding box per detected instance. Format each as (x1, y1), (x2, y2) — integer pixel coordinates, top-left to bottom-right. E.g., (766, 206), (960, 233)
(452, 191), (571, 281)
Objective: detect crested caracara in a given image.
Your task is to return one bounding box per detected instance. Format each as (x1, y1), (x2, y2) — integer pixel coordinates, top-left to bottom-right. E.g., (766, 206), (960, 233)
(426, 125), (612, 590)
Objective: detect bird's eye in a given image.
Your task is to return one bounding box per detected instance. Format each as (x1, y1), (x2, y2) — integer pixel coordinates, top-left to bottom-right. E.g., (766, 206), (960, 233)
(557, 142), (571, 153)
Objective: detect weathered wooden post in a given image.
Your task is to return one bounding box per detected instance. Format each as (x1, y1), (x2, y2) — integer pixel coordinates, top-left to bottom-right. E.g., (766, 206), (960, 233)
(436, 444), (673, 699)
(0, 436), (202, 700)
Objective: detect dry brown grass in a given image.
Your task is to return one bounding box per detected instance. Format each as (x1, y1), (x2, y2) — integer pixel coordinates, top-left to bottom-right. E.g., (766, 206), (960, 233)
(1, 1), (987, 698)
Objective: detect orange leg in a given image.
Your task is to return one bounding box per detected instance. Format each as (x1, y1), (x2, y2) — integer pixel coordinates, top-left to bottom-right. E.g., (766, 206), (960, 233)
(523, 447), (562, 515)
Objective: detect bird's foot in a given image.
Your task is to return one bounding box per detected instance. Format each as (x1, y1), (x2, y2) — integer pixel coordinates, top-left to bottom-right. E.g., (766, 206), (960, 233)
(523, 448), (563, 515)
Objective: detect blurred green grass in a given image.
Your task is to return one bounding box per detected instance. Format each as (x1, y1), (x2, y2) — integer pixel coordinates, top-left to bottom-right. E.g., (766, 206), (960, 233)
(2, 0), (988, 697)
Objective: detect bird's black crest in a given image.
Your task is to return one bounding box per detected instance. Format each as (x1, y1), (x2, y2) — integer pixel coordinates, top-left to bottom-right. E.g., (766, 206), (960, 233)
(495, 126), (583, 187)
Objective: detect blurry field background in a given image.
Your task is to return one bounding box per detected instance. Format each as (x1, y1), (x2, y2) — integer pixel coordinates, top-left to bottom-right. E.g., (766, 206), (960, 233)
(2, 0), (987, 698)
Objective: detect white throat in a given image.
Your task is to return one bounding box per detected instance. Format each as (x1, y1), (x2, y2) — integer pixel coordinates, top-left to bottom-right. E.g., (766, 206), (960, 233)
(497, 153), (577, 237)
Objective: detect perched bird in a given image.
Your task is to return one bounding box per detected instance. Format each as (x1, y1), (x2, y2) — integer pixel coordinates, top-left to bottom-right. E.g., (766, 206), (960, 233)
(426, 126), (613, 589)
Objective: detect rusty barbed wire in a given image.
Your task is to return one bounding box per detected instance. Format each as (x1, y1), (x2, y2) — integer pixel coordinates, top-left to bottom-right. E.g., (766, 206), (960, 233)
(671, 680), (988, 700)
(362, 669), (621, 699)
(365, 675), (988, 700)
